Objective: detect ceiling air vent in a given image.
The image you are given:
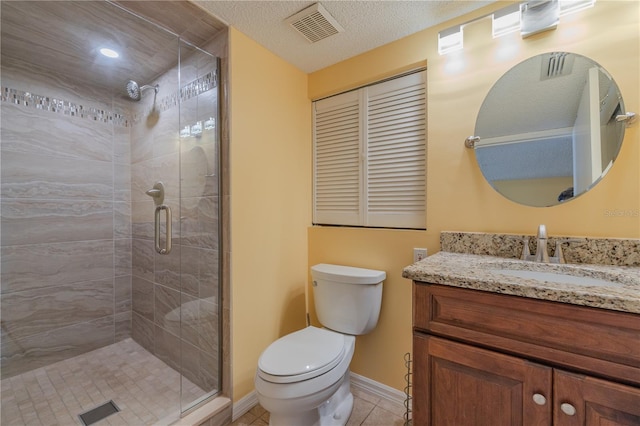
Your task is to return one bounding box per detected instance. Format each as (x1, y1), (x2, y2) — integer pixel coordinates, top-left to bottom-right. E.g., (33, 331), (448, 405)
(285, 3), (344, 43)
(540, 52), (574, 80)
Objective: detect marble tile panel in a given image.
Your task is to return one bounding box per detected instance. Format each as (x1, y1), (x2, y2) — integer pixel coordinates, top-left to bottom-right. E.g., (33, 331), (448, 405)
(181, 144), (213, 199)
(113, 163), (132, 203)
(198, 349), (219, 393)
(0, 316), (114, 380)
(113, 201), (132, 239)
(201, 143), (221, 198)
(1, 57), (116, 113)
(131, 312), (154, 355)
(132, 276), (154, 322)
(179, 245), (204, 297)
(1, 151), (113, 200)
(131, 199), (155, 240)
(131, 159), (156, 203)
(178, 94), (199, 127)
(199, 298), (219, 356)
(1, 278), (114, 340)
(180, 341), (206, 397)
(154, 324), (180, 373)
(114, 238), (132, 277)
(113, 119), (132, 165)
(192, 89), (218, 123)
(180, 293), (201, 348)
(181, 196), (219, 250)
(1, 199), (113, 246)
(0, 103), (113, 161)
(115, 312), (132, 342)
(153, 153), (180, 200)
(155, 243), (182, 292)
(199, 247), (220, 300)
(153, 107), (179, 158)
(1, 240), (114, 294)
(130, 119), (155, 165)
(115, 275), (132, 314)
(132, 238), (155, 282)
(154, 284), (181, 337)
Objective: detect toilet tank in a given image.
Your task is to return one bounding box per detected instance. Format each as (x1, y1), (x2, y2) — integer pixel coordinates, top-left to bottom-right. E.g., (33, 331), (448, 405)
(311, 264), (385, 335)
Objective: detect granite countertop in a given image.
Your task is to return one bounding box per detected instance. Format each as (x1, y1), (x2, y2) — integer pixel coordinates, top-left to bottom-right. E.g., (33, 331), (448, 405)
(403, 251), (640, 314)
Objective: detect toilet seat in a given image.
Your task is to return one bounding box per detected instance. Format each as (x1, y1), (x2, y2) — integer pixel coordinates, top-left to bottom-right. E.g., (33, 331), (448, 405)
(258, 326), (346, 384)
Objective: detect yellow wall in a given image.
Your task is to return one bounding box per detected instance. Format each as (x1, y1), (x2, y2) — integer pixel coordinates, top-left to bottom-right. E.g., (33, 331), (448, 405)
(308, 0), (639, 392)
(229, 28), (311, 401)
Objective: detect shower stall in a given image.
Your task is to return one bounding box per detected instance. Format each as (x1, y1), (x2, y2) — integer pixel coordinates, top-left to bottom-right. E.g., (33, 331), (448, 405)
(1, 1), (226, 424)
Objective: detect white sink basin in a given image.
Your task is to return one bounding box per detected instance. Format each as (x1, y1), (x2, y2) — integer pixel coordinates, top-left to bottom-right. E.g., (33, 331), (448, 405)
(492, 269), (620, 288)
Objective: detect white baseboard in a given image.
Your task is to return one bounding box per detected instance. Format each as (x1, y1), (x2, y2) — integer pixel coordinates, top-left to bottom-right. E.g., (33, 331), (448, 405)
(349, 372), (407, 408)
(232, 373), (407, 421)
(232, 390), (258, 421)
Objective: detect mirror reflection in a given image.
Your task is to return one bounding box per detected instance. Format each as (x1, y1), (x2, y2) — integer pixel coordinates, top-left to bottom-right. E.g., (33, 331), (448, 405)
(474, 52), (626, 207)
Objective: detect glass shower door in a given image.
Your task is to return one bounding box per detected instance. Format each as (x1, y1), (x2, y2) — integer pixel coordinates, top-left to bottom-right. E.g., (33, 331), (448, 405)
(177, 41), (222, 412)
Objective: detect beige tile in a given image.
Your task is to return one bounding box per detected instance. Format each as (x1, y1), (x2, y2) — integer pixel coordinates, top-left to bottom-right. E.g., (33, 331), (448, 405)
(352, 386), (381, 406)
(361, 406), (405, 426)
(375, 395), (406, 418)
(346, 396), (376, 426)
(1, 278), (114, 340)
(0, 338), (208, 426)
(241, 386), (407, 426)
(1, 240), (113, 294)
(230, 411), (257, 426)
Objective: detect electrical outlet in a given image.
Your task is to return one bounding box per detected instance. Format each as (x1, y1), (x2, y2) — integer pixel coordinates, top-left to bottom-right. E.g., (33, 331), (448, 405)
(413, 248), (428, 263)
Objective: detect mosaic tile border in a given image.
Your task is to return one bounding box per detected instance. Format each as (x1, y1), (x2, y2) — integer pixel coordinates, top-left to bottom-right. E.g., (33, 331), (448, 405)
(133, 70), (217, 124)
(1, 87), (130, 127)
(1, 70), (216, 129)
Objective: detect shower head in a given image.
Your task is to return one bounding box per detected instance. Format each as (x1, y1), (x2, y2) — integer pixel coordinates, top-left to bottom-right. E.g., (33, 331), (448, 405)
(125, 80), (159, 101)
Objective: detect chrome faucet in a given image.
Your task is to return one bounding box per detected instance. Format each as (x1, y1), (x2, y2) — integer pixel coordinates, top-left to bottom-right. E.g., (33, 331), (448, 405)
(521, 225), (584, 263)
(534, 224), (550, 263)
(521, 224), (550, 263)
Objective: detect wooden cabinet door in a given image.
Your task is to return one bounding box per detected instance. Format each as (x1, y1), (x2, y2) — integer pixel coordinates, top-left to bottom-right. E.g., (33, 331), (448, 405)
(554, 370), (640, 426)
(413, 334), (552, 426)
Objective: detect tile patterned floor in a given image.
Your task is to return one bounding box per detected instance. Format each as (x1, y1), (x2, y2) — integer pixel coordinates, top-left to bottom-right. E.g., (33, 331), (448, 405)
(231, 387), (407, 426)
(1, 338), (207, 426)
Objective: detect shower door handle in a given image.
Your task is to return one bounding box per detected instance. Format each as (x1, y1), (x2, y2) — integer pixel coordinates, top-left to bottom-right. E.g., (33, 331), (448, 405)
(154, 205), (172, 255)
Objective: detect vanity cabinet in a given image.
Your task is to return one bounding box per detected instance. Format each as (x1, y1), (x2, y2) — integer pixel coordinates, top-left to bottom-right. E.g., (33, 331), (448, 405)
(412, 283), (640, 426)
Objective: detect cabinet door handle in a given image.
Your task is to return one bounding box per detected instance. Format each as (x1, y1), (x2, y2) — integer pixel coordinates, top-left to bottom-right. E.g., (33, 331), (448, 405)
(532, 393), (547, 405)
(560, 402), (577, 416)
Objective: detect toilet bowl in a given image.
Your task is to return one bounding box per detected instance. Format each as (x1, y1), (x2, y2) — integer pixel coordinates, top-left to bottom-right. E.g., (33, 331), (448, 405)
(255, 326), (355, 426)
(255, 264), (385, 426)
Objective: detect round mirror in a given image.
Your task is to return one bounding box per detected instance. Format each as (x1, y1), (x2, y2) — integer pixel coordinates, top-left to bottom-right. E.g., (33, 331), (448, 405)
(474, 52), (627, 207)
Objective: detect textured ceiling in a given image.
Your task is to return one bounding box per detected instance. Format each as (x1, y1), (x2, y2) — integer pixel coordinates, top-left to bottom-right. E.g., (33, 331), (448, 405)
(194, 0), (493, 73)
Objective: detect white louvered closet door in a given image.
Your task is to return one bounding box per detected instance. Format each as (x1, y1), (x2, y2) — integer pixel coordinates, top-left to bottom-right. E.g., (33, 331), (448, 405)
(313, 71), (426, 229)
(365, 72), (426, 228)
(313, 91), (362, 226)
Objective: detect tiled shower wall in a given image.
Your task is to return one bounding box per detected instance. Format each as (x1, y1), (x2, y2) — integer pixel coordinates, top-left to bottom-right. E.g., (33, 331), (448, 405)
(0, 57), (133, 379)
(129, 46), (220, 394)
(0, 48), (220, 394)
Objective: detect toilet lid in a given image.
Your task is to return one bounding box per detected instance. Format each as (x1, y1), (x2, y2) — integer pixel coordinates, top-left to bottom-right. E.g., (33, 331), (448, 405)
(258, 326), (345, 383)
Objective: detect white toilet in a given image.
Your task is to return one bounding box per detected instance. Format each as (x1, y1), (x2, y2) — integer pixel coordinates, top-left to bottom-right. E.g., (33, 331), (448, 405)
(254, 263), (386, 426)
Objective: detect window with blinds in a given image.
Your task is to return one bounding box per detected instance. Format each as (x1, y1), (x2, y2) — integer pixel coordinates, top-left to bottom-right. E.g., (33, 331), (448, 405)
(313, 71), (426, 229)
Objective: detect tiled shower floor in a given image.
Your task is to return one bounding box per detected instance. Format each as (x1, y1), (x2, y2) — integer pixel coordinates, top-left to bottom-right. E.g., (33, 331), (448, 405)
(1, 338), (205, 426)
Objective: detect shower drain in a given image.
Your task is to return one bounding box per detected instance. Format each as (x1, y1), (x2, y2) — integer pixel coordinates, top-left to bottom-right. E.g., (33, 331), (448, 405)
(78, 400), (120, 426)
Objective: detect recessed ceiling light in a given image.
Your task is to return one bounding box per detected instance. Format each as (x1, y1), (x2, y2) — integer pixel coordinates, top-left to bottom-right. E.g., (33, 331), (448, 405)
(99, 48), (119, 58)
